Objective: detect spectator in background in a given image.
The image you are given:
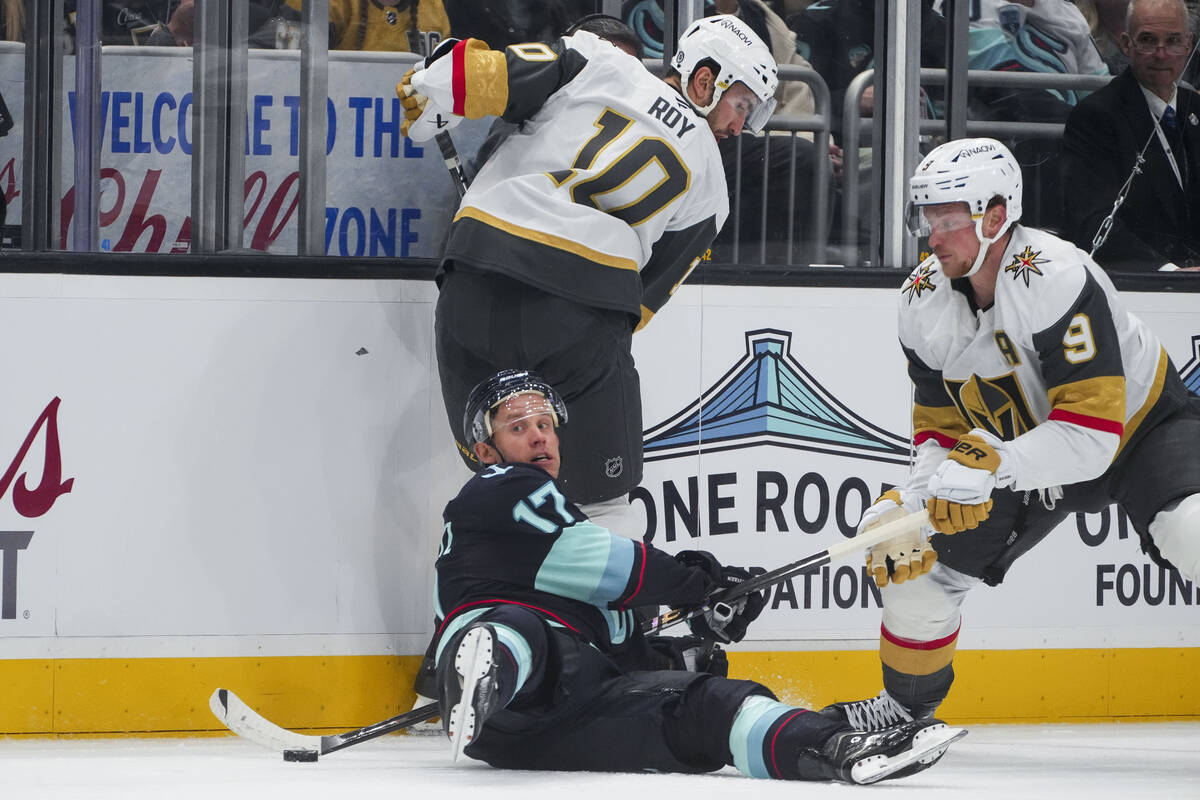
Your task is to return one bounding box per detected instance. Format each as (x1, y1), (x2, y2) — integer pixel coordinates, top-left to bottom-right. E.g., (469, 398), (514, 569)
(116, 1), (283, 48)
(787, 0), (945, 260)
(1, 0), (23, 41)
(619, 0), (841, 263)
(955, 0), (1110, 231)
(1076, 0), (1133, 74)
(787, 0), (946, 140)
(707, 0), (841, 264)
(282, 0), (450, 55)
(1060, 0), (1200, 271)
(963, 0), (1110, 123)
(144, 0), (194, 45)
(443, 0), (593, 50)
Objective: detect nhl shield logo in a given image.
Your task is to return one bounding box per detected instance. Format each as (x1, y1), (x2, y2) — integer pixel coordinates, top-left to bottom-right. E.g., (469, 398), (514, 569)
(605, 457), (624, 478)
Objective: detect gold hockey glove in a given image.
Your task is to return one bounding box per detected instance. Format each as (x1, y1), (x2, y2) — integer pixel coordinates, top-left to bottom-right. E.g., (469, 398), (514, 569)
(862, 489), (937, 587)
(926, 429), (1014, 535)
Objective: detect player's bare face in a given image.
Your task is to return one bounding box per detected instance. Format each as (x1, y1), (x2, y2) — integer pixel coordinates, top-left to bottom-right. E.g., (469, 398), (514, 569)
(707, 82), (760, 140)
(487, 393), (561, 478)
(922, 202), (980, 278)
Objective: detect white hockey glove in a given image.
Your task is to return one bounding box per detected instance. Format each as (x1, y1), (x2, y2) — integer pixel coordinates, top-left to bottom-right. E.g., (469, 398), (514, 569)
(862, 489), (937, 587)
(926, 428), (1015, 535)
(397, 37), (465, 142)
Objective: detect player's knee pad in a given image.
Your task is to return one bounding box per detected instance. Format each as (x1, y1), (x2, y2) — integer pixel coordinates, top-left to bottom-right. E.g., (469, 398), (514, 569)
(879, 561), (975, 642)
(579, 496), (646, 540)
(1149, 493), (1200, 583)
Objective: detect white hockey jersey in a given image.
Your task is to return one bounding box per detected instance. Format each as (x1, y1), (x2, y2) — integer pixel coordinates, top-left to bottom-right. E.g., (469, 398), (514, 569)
(898, 225), (1180, 493)
(428, 31), (729, 327)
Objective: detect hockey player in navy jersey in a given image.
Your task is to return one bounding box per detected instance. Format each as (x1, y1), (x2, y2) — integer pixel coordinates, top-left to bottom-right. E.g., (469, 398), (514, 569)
(429, 368), (966, 783)
(398, 15), (775, 538)
(823, 137), (1200, 730)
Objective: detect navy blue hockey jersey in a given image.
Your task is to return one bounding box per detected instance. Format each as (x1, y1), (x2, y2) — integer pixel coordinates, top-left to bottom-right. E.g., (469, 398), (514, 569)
(433, 463), (709, 661)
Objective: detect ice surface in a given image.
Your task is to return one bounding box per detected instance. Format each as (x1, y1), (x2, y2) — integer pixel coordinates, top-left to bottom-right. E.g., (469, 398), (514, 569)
(3, 722), (1198, 800)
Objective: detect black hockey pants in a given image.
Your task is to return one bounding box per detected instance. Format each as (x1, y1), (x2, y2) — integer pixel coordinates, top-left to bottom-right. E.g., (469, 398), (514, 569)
(437, 605), (773, 774)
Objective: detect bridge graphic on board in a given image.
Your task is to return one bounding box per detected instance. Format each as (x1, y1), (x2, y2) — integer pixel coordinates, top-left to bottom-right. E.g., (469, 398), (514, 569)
(643, 329), (912, 465)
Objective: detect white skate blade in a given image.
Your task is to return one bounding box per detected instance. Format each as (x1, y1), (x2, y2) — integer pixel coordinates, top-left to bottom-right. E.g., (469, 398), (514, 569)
(447, 627), (495, 763)
(849, 725), (967, 785)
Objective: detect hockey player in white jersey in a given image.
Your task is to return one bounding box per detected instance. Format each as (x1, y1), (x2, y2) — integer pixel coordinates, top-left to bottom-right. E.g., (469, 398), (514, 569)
(398, 14), (777, 538)
(821, 137), (1200, 729)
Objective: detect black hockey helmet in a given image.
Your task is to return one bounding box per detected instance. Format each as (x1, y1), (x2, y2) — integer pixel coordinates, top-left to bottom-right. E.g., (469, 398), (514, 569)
(463, 369), (568, 451)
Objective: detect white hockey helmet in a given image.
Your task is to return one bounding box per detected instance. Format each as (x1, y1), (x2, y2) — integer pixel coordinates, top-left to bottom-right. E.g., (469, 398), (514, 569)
(906, 138), (1023, 276)
(672, 14), (778, 133)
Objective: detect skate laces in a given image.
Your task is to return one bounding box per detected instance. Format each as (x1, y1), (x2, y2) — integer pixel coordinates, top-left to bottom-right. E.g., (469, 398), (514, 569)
(841, 691), (914, 730)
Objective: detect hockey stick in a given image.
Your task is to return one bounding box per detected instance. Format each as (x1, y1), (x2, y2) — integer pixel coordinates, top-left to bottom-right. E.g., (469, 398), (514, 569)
(211, 508), (929, 759)
(435, 131), (470, 198)
(209, 687), (438, 761)
(643, 508), (931, 634)
(400, 78), (470, 198)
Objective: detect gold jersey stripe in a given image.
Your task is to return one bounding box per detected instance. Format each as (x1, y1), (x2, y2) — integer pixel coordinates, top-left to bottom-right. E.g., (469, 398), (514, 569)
(880, 632), (958, 676)
(635, 304), (655, 332)
(453, 207), (640, 271)
(913, 403), (968, 440)
(1116, 348), (1170, 457)
(461, 40), (509, 119)
(1046, 374), (1126, 426)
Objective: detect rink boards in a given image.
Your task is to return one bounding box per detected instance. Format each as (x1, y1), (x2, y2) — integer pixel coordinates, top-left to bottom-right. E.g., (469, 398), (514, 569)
(1, 273), (1198, 733)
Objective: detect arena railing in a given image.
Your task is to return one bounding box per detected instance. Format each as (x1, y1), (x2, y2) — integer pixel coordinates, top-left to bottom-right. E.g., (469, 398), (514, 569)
(841, 68), (1115, 266)
(641, 60), (833, 268)
(722, 64), (832, 267)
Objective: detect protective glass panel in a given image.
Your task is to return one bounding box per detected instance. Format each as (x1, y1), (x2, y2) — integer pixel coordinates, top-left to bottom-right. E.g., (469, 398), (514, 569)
(0, 6), (22, 250)
(241, 3), (301, 254)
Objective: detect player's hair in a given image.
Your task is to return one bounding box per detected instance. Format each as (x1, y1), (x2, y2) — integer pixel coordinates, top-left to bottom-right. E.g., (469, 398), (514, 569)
(563, 13), (645, 59)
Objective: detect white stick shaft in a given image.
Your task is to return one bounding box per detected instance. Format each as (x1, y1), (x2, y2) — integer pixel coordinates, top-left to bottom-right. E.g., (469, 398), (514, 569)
(825, 508), (930, 562)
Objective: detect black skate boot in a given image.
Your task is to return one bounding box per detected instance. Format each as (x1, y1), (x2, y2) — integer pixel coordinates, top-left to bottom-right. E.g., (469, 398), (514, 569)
(802, 718), (967, 785)
(440, 624), (510, 762)
(818, 689), (925, 731)
(407, 649), (442, 736)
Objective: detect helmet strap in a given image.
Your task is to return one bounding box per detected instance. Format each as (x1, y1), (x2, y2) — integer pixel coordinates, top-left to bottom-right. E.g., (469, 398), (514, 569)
(965, 214), (1013, 278)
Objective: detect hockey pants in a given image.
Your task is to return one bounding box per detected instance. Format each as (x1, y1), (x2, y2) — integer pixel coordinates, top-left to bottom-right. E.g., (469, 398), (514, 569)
(436, 604), (846, 778)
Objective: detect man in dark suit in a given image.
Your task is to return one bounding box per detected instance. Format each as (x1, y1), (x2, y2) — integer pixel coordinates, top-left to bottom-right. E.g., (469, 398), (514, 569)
(1060, 0), (1200, 272)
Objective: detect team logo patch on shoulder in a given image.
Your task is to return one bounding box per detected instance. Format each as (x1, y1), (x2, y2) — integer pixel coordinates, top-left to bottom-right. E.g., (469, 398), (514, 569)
(902, 263), (937, 302)
(1004, 246), (1049, 287)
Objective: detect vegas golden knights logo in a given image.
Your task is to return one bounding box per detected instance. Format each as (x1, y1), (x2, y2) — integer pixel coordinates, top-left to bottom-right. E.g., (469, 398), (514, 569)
(944, 372), (1037, 439)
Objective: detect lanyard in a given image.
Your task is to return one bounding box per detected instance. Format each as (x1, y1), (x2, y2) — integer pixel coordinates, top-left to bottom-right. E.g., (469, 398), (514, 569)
(1152, 111), (1185, 189)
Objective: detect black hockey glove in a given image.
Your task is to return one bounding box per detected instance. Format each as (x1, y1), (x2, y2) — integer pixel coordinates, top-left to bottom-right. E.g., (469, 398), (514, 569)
(646, 634), (729, 676)
(674, 550), (768, 644)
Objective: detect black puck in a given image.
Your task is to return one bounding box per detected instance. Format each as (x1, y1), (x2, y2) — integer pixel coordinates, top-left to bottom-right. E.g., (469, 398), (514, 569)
(283, 749), (319, 762)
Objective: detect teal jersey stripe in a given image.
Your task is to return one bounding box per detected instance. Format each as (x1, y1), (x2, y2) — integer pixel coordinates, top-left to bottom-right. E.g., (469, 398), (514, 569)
(434, 611), (533, 700)
(534, 521), (635, 605)
(729, 695), (796, 779)
(491, 623), (533, 693)
(435, 607), (491, 664)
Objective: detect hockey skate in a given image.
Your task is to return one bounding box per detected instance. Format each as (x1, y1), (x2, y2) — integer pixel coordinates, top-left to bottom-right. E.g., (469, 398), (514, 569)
(810, 718), (967, 785)
(818, 689), (924, 731)
(441, 624), (506, 762)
